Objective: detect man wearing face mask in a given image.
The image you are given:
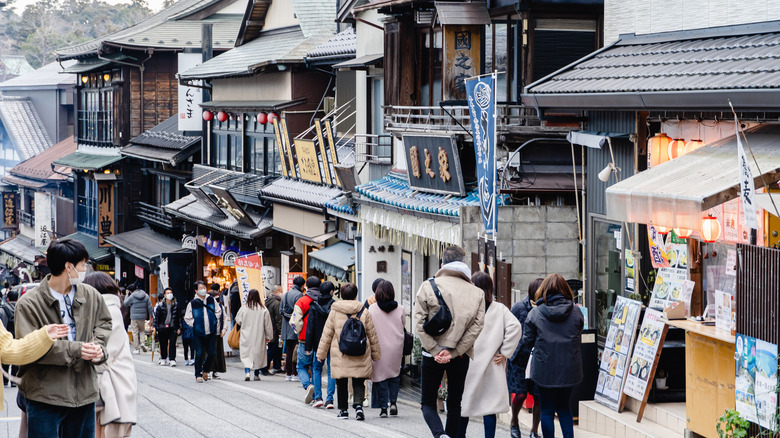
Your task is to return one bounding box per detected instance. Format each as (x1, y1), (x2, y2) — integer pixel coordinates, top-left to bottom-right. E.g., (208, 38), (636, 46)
(15, 238), (113, 438)
(153, 288), (179, 366)
(124, 283), (153, 354)
(184, 281), (222, 383)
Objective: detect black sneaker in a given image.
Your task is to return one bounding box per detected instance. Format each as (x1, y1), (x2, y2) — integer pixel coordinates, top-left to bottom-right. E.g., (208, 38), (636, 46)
(379, 408), (388, 418)
(337, 410), (349, 419)
(355, 406), (365, 421)
(389, 403), (398, 416)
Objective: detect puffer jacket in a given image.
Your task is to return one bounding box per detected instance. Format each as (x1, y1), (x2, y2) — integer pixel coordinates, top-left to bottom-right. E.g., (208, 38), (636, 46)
(265, 294), (282, 342)
(316, 300), (381, 379)
(520, 293), (584, 388)
(509, 295), (533, 363)
(280, 286), (303, 341)
(153, 300), (180, 332)
(304, 293), (334, 352)
(123, 290), (152, 321)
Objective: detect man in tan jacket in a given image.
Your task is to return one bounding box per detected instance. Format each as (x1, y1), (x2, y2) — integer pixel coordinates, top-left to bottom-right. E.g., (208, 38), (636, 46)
(414, 245), (485, 438)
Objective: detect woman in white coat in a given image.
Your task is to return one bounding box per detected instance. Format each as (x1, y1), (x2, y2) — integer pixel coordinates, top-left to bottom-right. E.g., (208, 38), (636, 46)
(460, 272), (522, 438)
(234, 289), (273, 381)
(84, 272), (137, 438)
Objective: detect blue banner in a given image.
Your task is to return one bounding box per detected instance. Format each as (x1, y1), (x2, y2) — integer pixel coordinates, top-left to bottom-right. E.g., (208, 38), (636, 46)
(465, 74), (497, 236)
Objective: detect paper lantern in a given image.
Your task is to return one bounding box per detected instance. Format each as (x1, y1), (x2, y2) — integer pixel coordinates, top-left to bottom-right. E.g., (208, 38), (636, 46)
(674, 227), (693, 239)
(256, 112), (268, 124)
(217, 111), (228, 122)
(268, 112), (279, 122)
(655, 225), (670, 235)
(667, 138), (686, 160)
(648, 133), (672, 167)
(700, 216), (721, 242)
(202, 110), (213, 121)
(684, 139), (705, 154)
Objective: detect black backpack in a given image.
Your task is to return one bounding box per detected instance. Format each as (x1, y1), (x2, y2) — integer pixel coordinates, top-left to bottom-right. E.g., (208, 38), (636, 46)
(339, 308), (367, 356)
(422, 278), (452, 336)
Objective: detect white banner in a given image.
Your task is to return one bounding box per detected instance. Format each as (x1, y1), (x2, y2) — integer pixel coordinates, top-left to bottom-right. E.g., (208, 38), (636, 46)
(736, 116), (758, 229)
(34, 192), (51, 249)
(178, 53), (203, 131)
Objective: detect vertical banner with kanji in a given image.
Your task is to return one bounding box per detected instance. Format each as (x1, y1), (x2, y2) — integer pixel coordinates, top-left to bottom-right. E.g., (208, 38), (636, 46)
(736, 116), (758, 229)
(178, 53), (203, 131)
(34, 192), (51, 249)
(2, 192), (16, 229)
(466, 74), (497, 236)
(98, 181), (114, 247)
(235, 252), (264, 304)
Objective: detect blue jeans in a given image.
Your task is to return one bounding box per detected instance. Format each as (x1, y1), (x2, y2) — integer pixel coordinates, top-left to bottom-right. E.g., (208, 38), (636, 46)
(27, 399), (95, 438)
(373, 375), (400, 408)
(539, 386), (574, 438)
(296, 342), (314, 389)
(313, 354), (335, 402)
(193, 334), (216, 377)
(458, 414), (496, 438)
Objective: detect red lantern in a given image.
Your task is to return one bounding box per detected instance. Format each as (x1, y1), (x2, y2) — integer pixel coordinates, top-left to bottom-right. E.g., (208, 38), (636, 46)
(667, 138), (686, 160)
(268, 112), (279, 122)
(216, 111), (228, 122)
(700, 216), (721, 242)
(655, 225), (670, 235)
(256, 112), (268, 124)
(202, 110), (213, 121)
(684, 139), (705, 154)
(674, 227), (693, 239)
(648, 133), (672, 167)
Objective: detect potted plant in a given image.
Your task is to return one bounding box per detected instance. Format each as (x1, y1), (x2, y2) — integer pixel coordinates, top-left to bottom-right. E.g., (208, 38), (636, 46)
(716, 409), (749, 438)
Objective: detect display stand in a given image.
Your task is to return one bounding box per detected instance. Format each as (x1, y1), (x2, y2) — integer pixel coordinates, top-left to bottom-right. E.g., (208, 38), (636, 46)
(621, 309), (670, 421)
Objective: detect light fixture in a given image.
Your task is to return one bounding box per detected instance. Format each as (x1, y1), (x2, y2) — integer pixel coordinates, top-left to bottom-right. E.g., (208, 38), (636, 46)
(598, 163), (616, 182)
(220, 241), (227, 251)
(269, 112), (279, 122)
(103, 169), (111, 174)
(103, 73), (110, 82)
(81, 76), (88, 84)
(684, 139), (705, 154)
(655, 225), (670, 235)
(674, 227), (693, 239)
(217, 111), (228, 122)
(701, 215), (721, 242)
(202, 110), (213, 121)
(648, 133), (672, 167)
(668, 138), (686, 160)
(256, 112), (268, 124)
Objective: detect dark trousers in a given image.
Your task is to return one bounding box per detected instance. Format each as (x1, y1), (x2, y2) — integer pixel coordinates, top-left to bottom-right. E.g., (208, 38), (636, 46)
(193, 334), (216, 377)
(284, 339), (298, 376)
(421, 354), (469, 438)
(27, 399), (95, 438)
(336, 377), (365, 411)
(261, 340), (282, 371)
(2, 364), (17, 385)
(158, 326), (177, 361)
(373, 375), (400, 408)
(182, 338), (193, 360)
(539, 386), (574, 438)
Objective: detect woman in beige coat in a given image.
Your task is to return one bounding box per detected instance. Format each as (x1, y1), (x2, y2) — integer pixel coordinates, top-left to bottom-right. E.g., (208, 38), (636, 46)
(317, 283), (380, 421)
(235, 289), (273, 381)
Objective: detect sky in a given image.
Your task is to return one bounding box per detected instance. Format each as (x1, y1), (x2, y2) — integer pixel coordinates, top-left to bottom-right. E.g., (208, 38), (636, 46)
(10, 0), (167, 14)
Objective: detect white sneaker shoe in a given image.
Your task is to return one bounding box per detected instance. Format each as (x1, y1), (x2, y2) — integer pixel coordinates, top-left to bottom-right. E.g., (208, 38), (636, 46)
(169, 360), (176, 367)
(285, 375), (292, 381)
(158, 359), (165, 365)
(291, 375), (300, 382)
(245, 372), (251, 381)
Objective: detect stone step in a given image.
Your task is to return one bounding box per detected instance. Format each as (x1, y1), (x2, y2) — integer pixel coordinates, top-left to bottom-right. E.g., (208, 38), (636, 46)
(624, 398), (686, 435)
(580, 400), (684, 438)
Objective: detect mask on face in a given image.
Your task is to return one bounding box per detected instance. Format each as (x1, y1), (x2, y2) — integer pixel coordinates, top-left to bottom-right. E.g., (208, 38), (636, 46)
(197, 289), (208, 297)
(165, 293), (174, 301)
(69, 264), (86, 286)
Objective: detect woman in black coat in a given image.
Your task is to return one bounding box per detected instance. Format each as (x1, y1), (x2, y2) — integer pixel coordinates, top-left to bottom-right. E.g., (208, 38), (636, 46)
(520, 274), (583, 438)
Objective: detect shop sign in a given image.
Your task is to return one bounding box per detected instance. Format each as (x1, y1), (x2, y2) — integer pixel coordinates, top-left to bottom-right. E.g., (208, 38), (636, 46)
(736, 117), (758, 229)
(294, 139), (322, 183)
(177, 53), (203, 131)
(235, 252), (264, 303)
(134, 264), (144, 279)
(181, 235), (198, 250)
(273, 117), (291, 178)
(466, 74), (497, 236)
(735, 334), (778, 430)
(34, 192), (51, 249)
(209, 186), (256, 227)
(403, 134), (466, 196)
(649, 267), (693, 312)
(623, 309), (668, 403)
(443, 26), (481, 101)
(594, 296), (642, 411)
(2, 193), (17, 229)
(646, 225), (669, 269)
(222, 250), (238, 267)
(97, 181), (114, 247)
(286, 272), (306, 292)
(96, 264), (110, 271)
(261, 266), (279, 296)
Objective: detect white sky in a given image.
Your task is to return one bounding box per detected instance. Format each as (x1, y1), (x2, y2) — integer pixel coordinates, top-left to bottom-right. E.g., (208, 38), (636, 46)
(10, 0), (167, 14)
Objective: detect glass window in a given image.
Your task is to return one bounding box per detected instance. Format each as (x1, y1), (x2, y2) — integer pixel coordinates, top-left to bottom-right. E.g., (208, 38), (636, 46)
(156, 175), (171, 206)
(77, 73), (115, 147)
(590, 218), (624, 340)
(77, 177), (98, 235)
(214, 134), (228, 169)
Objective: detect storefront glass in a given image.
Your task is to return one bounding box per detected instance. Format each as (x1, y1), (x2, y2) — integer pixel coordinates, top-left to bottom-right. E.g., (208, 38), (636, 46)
(590, 216), (624, 340)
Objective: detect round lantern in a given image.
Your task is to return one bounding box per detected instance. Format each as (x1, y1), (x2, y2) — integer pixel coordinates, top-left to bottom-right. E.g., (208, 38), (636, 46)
(674, 227), (693, 239)
(202, 110), (213, 121)
(256, 112), (268, 124)
(216, 111), (229, 122)
(684, 139), (705, 154)
(667, 138), (686, 160)
(268, 112), (279, 122)
(648, 133), (672, 167)
(655, 225), (670, 235)
(700, 216), (721, 243)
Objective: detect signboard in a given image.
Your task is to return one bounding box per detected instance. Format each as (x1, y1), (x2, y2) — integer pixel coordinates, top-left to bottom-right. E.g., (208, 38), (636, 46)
(2, 193), (17, 229)
(235, 252), (264, 303)
(443, 25), (481, 101)
(222, 250), (238, 267)
(647, 225), (669, 269)
(182, 235), (198, 250)
(286, 272), (305, 293)
(466, 74), (497, 236)
(178, 53), (203, 131)
(623, 309), (668, 403)
(715, 290), (733, 332)
(403, 135), (466, 196)
(209, 186), (255, 227)
(736, 117), (758, 229)
(649, 267), (692, 311)
(97, 181), (114, 247)
(261, 265), (280, 296)
(34, 192), (51, 249)
(134, 264), (144, 279)
(294, 139), (322, 183)
(324, 120), (341, 186)
(735, 334), (778, 431)
(282, 118), (298, 178)
(595, 296), (642, 411)
(314, 120), (333, 185)
(625, 249), (636, 295)
(273, 117), (291, 177)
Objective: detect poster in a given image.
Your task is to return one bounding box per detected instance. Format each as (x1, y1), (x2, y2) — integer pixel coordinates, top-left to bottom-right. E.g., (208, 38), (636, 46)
(715, 290), (733, 332)
(465, 74), (497, 237)
(595, 296), (642, 411)
(285, 272), (306, 293)
(177, 53), (203, 131)
(735, 334), (778, 431)
(649, 267), (691, 310)
(665, 231), (689, 270)
(97, 181), (114, 247)
(624, 309), (667, 400)
(235, 253), (264, 304)
(647, 225), (669, 268)
(625, 249), (635, 295)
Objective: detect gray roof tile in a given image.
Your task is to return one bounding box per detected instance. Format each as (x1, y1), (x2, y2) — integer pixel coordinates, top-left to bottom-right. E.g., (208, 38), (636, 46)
(260, 177), (342, 208)
(0, 97), (53, 161)
(306, 27), (356, 59)
(290, 0), (337, 39)
(0, 60), (76, 89)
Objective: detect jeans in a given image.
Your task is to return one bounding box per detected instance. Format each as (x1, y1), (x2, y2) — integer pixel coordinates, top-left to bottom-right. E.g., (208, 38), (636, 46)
(458, 414), (496, 438)
(539, 386), (574, 438)
(296, 343), (314, 389)
(27, 400), (95, 438)
(182, 338), (193, 361)
(284, 339), (298, 376)
(336, 377), (365, 411)
(193, 334), (216, 377)
(421, 354), (469, 438)
(313, 354), (335, 402)
(158, 326), (177, 360)
(373, 375), (400, 408)
(260, 340), (282, 372)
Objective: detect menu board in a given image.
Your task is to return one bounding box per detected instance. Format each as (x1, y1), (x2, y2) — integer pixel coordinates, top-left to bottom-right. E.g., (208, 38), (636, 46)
(595, 296), (642, 411)
(715, 290), (733, 332)
(735, 334), (778, 431)
(623, 309), (668, 401)
(649, 267), (694, 311)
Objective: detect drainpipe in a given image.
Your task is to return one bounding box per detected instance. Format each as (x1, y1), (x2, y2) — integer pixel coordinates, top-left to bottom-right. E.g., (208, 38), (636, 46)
(98, 49), (153, 143)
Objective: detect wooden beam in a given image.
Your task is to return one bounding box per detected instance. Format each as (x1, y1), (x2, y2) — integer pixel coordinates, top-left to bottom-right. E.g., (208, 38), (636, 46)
(245, 20), (265, 27)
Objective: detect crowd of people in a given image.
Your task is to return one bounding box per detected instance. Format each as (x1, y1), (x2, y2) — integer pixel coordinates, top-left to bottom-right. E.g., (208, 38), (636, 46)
(0, 240), (583, 438)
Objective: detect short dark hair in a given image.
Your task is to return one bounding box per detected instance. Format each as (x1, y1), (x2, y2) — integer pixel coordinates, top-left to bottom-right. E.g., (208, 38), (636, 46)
(126, 284), (137, 292)
(375, 280), (395, 303)
(320, 281), (335, 296)
(371, 277), (384, 293)
(293, 276), (306, 287)
(341, 283), (358, 300)
(306, 276), (320, 290)
(210, 283), (220, 291)
(6, 290), (18, 302)
(528, 278), (544, 299)
(441, 246), (466, 265)
(157, 292), (164, 301)
(471, 272), (493, 307)
(47, 239), (89, 276)
(83, 272), (120, 295)
(194, 281), (206, 290)
(164, 287), (173, 293)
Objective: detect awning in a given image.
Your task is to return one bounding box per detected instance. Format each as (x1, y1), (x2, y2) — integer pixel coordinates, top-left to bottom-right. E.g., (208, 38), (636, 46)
(1, 174), (48, 189)
(434, 1), (490, 25)
(0, 236), (43, 264)
(121, 144), (199, 166)
(60, 54), (135, 74)
(333, 54), (383, 70)
(605, 124), (780, 230)
(62, 232), (112, 262)
(164, 195), (272, 240)
(121, 116), (200, 166)
(199, 98), (306, 112)
(566, 131), (631, 149)
(53, 151), (123, 171)
(308, 241), (355, 281)
(104, 227), (189, 266)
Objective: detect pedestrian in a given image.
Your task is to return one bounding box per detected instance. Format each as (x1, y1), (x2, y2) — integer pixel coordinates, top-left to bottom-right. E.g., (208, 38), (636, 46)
(281, 276), (304, 382)
(15, 238), (112, 437)
(228, 280), (241, 326)
(316, 283), (381, 421)
(460, 272), (522, 438)
(153, 287), (180, 367)
(291, 276), (322, 403)
(368, 280), (404, 418)
(363, 277), (383, 309)
(305, 281), (336, 409)
(180, 302), (195, 366)
(259, 285), (283, 376)
(208, 283), (227, 380)
(519, 274), (584, 438)
(184, 281), (222, 383)
(235, 289), (273, 381)
(83, 272), (138, 438)
(414, 245), (485, 438)
(507, 278), (544, 438)
(0, 288), (18, 386)
(123, 283), (152, 354)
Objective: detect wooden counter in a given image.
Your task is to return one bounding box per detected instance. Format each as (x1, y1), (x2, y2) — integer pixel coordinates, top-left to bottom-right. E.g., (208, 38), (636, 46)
(665, 319), (735, 438)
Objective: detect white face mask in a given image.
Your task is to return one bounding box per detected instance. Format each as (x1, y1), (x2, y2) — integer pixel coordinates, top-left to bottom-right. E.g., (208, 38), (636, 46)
(68, 264), (86, 286)
(165, 293), (174, 301)
(197, 289), (208, 297)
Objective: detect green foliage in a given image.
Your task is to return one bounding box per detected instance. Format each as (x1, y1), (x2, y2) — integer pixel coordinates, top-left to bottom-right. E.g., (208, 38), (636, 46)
(716, 409), (750, 438)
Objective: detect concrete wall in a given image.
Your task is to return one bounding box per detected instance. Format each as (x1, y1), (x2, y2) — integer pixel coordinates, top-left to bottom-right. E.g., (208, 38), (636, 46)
(605, 0), (780, 44)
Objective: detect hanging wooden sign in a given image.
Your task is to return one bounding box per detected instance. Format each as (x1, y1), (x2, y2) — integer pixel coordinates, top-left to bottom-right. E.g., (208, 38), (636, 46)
(97, 181), (114, 247)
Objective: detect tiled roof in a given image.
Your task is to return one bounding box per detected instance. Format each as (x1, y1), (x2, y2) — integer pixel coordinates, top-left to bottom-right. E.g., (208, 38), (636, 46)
(8, 136), (76, 182)
(122, 116), (200, 166)
(324, 195), (356, 215)
(0, 236), (43, 264)
(0, 60), (77, 89)
(260, 177), (343, 208)
(290, 0), (338, 39)
(306, 27), (356, 60)
(104, 226), (187, 263)
(356, 170), (479, 217)
(53, 151), (123, 170)
(164, 194), (272, 240)
(63, 232), (112, 261)
(0, 97), (53, 161)
(0, 56), (34, 77)
(190, 164), (273, 207)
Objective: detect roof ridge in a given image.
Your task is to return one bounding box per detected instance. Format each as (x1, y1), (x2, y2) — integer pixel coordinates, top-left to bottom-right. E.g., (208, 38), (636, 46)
(617, 19), (780, 46)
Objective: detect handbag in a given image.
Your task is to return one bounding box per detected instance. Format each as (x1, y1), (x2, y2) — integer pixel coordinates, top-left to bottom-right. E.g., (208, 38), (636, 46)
(228, 323), (241, 350)
(403, 328), (414, 356)
(422, 278), (452, 336)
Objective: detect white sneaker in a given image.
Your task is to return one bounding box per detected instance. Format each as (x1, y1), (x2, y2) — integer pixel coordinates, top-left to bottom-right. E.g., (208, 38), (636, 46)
(133, 349), (140, 355)
(245, 372), (251, 381)
(285, 375), (292, 381)
(158, 359), (165, 365)
(169, 360), (176, 367)
(291, 375), (300, 382)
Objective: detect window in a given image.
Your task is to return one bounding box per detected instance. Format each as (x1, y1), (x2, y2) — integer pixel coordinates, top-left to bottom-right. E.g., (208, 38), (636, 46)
(77, 177), (98, 235)
(77, 72), (116, 147)
(485, 20), (520, 103)
(247, 114), (280, 176)
(418, 27), (443, 106)
(156, 175), (172, 206)
(211, 116), (242, 170)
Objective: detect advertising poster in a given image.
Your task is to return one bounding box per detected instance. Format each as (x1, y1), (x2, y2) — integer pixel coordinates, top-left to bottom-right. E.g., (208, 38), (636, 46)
(665, 231), (689, 270)
(285, 272), (306, 293)
(625, 249), (635, 295)
(647, 225), (670, 268)
(715, 290), (733, 332)
(235, 253), (264, 304)
(649, 267), (692, 310)
(595, 296), (642, 411)
(624, 309), (667, 400)
(735, 334), (778, 431)
(465, 74), (497, 237)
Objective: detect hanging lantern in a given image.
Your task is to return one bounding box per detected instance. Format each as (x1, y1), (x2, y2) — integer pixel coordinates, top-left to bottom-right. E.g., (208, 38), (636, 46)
(684, 139), (705, 154)
(655, 225), (670, 235)
(216, 111), (228, 122)
(700, 216), (721, 243)
(667, 138), (686, 160)
(674, 227), (693, 239)
(256, 112), (268, 124)
(202, 110), (213, 121)
(268, 112), (279, 122)
(648, 133), (672, 167)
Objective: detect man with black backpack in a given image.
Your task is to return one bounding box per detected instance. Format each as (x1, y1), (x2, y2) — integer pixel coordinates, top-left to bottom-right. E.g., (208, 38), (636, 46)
(414, 245), (485, 438)
(0, 289), (18, 386)
(304, 281), (336, 408)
